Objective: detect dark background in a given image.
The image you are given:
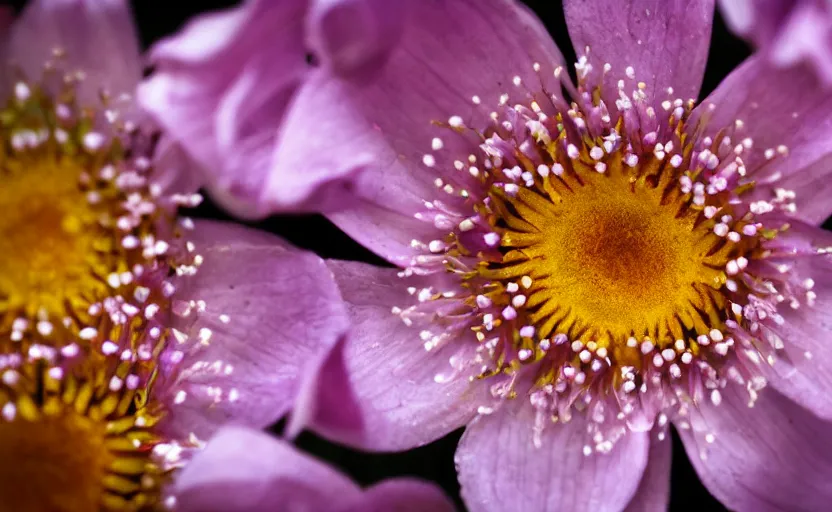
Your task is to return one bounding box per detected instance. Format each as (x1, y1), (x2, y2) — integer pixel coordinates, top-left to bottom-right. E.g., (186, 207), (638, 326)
(12, 0), (829, 510)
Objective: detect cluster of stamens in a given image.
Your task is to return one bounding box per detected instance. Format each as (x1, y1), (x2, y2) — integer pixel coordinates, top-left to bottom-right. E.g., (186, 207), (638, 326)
(395, 55), (822, 451)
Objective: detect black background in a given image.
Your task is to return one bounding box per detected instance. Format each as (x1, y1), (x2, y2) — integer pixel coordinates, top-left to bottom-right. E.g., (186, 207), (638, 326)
(12, 1), (831, 510)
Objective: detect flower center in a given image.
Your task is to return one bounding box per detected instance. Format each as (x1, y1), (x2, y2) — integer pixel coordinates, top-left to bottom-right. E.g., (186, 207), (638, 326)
(0, 360), (167, 511)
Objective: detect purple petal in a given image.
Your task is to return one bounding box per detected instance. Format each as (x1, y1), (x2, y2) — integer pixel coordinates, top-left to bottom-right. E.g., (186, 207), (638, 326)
(267, 0), (565, 232)
(564, 0), (714, 104)
(306, 0), (405, 79)
(456, 400), (650, 512)
(694, 55), (832, 225)
(325, 260), (485, 450)
(333, 479), (457, 512)
(8, 0), (141, 104)
(163, 221), (350, 440)
(138, 0), (309, 219)
(719, 0), (832, 85)
(677, 384), (832, 512)
(760, 220), (832, 420)
(175, 426), (361, 512)
(624, 434), (671, 512)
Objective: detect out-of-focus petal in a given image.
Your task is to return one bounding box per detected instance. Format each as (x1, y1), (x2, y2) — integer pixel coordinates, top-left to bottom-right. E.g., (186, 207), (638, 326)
(267, 0), (565, 225)
(333, 479), (457, 512)
(564, 0), (714, 105)
(8, 0), (141, 104)
(306, 0), (406, 79)
(163, 221), (350, 440)
(138, 0), (308, 219)
(760, 220), (832, 420)
(325, 260), (486, 451)
(719, 0), (832, 85)
(693, 55), (832, 225)
(677, 384), (832, 512)
(175, 426), (361, 512)
(623, 434), (671, 512)
(456, 400), (650, 512)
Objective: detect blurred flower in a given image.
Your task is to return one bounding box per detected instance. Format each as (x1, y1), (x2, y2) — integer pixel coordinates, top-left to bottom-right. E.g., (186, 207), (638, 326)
(173, 425), (456, 512)
(719, 0), (832, 85)
(201, 0), (832, 510)
(0, 1), (351, 509)
(138, 0), (405, 219)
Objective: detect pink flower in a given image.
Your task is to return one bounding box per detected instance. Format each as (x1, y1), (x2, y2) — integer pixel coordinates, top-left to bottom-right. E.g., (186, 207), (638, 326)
(168, 0), (832, 510)
(0, 1), (354, 508)
(173, 425), (456, 512)
(137, 0), (404, 219)
(719, 0), (832, 85)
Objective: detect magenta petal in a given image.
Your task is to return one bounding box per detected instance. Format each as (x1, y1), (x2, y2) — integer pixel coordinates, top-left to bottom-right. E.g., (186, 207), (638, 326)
(326, 260), (485, 450)
(456, 401), (650, 512)
(564, 0), (714, 104)
(677, 385), (832, 512)
(306, 0), (405, 79)
(624, 434), (671, 512)
(8, 0), (141, 104)
(164, 221), (349, 440)
(138, 0), (309, 219)
(694, 56), (832, 224)
(333, 479), (457, 512)
(760, 221), (832, 420)
(267, 0), (564, 215)
(175, 426), (361, 512)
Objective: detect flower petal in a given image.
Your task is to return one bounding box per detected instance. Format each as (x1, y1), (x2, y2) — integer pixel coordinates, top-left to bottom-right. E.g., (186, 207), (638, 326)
(325, 260), (486, 450)
(333, 479), (457, 512)
(175, 426), (361, 512)
(138, 0), (309, 219)
(306, 0), (405, 79)
(564, 0), (714, 104)
(719, 0), (832, 85)
(623, 434), (671, 512)
(456, 400), (650, 512)
(164, 221), (350, 440)
(8, 0), (141, 104)
(694, 56), (832, 225)
(760, 220), (832, 420)
(677, 384), (832, 512)
(266, 0), (564, 220)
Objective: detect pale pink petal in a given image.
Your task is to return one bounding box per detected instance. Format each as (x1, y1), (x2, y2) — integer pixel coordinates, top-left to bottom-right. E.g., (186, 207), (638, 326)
(8, 0), (141, 104)
(624, 434), (671, 512)
(175, 426), (361, 512)
(163, 221), (350, 440)
(456, 400), (650, 512)
(564, 0), (714, 105)
(333, 480), (457, 512)
(761, 220), (832, 420)
(677, 384), (832, 512)
(694, 55), (832, 225)
(325, 260), (486, 451)
(267, 0), (565, 246)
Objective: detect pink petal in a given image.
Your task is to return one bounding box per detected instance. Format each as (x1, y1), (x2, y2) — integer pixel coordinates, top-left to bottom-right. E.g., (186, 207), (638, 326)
(456, 400), (650, 512)
(8, 0), (141, 104)
(564, 0), (714, 105)
(306, 0), (405, 79)
(325, 260), (486, 451)
(719, 0), (832, 85)
(333, 479), (457, 512)
(164, 221), (350, 440)
(761, 220), (832, 420)
(138, 0), (309, 219)
(175, 426), (361, 512)
(677, 384), (832, 512)
(267, 0), (565, 249)
(624, 434), (671, 512)
(694, 55), (832, 225)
